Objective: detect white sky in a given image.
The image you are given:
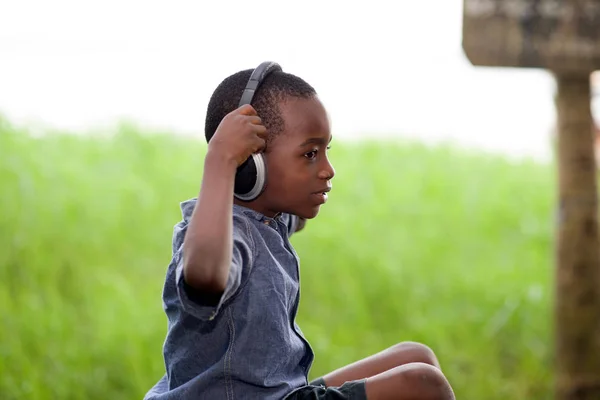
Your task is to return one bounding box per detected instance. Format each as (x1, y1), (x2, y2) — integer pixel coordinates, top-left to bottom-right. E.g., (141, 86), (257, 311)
(2, 0), (594, 161)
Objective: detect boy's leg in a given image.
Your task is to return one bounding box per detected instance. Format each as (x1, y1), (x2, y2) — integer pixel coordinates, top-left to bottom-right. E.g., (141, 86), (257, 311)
(317, 341), (442, 388)
(364, 362), (455, 400)
(289, 362), (454, 400)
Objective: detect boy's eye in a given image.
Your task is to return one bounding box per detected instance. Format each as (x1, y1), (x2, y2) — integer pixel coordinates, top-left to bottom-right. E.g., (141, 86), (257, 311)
(304, 146), (330, 160)
(305, 150), (317, 159)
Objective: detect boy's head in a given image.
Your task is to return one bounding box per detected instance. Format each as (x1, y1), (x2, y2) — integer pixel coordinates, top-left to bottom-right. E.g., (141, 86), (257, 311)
(205, 66), (335, 220)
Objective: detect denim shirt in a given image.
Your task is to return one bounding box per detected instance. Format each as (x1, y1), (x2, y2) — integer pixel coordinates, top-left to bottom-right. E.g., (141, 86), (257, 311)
(144, 199), (315, 400)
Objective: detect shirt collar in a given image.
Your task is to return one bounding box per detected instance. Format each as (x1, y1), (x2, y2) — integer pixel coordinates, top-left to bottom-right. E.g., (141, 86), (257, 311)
(180, 198), (283, 224)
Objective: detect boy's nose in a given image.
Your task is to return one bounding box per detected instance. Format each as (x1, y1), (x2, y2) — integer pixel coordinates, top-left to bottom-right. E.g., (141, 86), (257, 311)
(319, 160), (335, 180)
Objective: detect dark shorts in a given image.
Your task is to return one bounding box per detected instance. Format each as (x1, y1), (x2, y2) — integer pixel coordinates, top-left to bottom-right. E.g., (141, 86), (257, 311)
(284, 377), (367, 400)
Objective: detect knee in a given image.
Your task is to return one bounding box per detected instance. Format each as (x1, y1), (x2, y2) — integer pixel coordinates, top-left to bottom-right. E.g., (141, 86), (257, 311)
(365, 363), (455, 400)
(401, 363), (455, 400)
(389, 341), (441, 369)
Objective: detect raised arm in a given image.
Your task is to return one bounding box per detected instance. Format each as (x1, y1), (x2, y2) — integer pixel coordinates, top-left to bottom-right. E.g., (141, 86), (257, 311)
(182, 104), (266, 295)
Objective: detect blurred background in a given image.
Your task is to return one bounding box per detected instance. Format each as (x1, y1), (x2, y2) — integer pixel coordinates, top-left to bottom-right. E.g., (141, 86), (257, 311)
(2, 0), (597, 399)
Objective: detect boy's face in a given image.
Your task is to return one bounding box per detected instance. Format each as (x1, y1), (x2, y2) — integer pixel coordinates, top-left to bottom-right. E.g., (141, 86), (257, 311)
(259, 96), (335, 219)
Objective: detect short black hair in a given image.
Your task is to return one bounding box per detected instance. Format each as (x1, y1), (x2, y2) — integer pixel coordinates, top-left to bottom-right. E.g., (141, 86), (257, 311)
(204, 67), (317, 144)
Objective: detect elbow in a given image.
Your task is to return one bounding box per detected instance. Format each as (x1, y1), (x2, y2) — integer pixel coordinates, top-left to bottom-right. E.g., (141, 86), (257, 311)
(182, 254), (227, 294)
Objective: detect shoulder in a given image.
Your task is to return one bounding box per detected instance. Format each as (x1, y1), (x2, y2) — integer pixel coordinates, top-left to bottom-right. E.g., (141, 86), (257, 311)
(172, 198), (257, 252)
(179, 198), (254, 231)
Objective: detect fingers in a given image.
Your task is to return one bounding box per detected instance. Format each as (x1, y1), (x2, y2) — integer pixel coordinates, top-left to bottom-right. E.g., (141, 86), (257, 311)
(241, 112), (267, 138)
(246, 115), (263, 126)
(238, 103), (257, 116)
(224, 103), (269, 155)
(237, 105), (266, 136)
(254, 138), (266, 153)
(254, 122), (267, 150)
(253, 123), (267, 138)
(240, 111), (267, 152)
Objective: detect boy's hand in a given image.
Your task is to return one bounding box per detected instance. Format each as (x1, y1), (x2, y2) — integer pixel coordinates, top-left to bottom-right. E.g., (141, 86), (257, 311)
(208, 104), (267, 167)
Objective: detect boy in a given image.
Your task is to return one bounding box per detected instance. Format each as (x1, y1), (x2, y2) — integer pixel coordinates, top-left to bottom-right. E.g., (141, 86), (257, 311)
(144, 63), (456, 400)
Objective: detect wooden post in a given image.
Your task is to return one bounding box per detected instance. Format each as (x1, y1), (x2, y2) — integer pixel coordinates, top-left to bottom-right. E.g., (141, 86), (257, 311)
(554, 73), (600, 399)
(462, 1), (600, 398)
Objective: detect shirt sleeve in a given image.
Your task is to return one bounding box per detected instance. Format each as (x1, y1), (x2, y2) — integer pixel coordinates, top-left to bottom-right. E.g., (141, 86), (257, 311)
(174, 214), (255, 321)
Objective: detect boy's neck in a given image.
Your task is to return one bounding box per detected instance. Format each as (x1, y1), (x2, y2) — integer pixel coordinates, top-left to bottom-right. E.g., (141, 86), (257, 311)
(233, 198), (280, 219)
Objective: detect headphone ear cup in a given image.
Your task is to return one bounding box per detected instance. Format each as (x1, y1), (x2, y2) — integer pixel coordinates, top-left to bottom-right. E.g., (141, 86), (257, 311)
(234, 153), (267, 201)
(234, 157), (257, 195)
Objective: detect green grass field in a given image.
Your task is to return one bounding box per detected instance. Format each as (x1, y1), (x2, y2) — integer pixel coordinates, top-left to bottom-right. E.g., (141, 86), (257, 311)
(1, 116), (558, 399)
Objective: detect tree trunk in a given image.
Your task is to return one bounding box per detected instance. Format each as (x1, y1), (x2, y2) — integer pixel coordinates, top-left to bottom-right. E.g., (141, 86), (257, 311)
(554, 73), (600, 400)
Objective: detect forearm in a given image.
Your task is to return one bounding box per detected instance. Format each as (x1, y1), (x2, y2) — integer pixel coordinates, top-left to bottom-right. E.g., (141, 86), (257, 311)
(182, 150), (238, 293)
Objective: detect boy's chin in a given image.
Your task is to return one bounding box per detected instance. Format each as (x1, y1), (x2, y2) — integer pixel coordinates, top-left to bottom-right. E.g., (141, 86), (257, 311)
(294, 205), (322, 220)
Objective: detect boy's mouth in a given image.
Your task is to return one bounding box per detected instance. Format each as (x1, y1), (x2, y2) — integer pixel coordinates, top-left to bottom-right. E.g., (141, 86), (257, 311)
(311, 187), (331, 204)
(313, 187), (331, 195)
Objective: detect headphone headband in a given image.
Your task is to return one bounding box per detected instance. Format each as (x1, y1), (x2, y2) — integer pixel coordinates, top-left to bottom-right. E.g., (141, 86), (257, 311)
(238, 61), (282, 107)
